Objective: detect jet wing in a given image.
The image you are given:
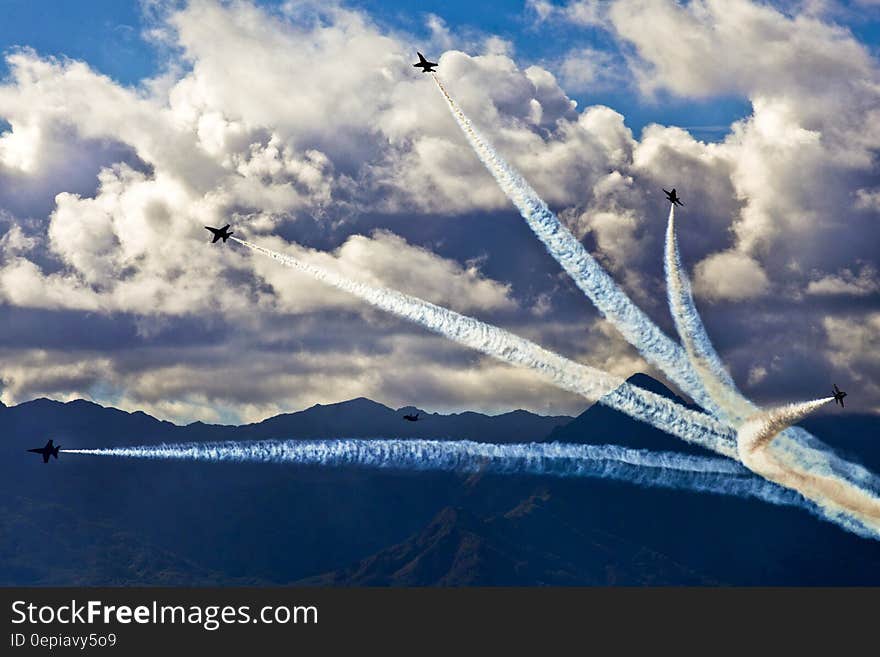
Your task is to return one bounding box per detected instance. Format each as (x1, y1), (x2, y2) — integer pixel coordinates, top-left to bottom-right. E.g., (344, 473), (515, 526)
(27, 448), (49, 462)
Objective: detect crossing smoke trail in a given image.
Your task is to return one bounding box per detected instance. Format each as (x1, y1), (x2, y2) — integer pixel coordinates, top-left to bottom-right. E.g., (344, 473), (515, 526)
(664, 206), (880, 513)
(230, 236), (735, 455)
(738, 399), (880, 538)
(63, 439), (803, 509)
(433, 71), (880, 510)
(664, 204), (753, 424)
(432, 76), (880, 531)
(431, 74), (722, 418)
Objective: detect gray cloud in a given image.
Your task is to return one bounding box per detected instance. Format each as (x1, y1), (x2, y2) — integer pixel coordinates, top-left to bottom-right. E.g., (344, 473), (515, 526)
(0, 0), (878, 420)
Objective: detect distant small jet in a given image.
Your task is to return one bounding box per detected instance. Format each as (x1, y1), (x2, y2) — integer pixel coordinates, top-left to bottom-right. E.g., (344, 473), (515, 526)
(413, 52), (438, 73)
(27, 439), (61, 463)
(205, 224), (234, 243)
(832, 384), (847, 408)
(403, 412), (420, 422)
(663, 188), (685, 207)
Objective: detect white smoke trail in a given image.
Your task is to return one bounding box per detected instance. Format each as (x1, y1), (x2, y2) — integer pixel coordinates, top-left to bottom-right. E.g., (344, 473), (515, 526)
(664, 205), (880, 508)
(433, 76), (880, 537)
(230, 236), (736, 455)
(738, 399), (880, 538)
(434, 74), (880, 522)
(63, 439), (802, 508)
(430, 76), (880, 528)
(664, 204), (754, 424)
(431, 74), (722, 417)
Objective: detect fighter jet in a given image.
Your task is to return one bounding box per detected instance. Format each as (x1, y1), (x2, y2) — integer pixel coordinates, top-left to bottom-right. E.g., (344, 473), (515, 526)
(413, 52), (438, 73)
(205, 224), (233, 243)
(663, 188), (685, 207)
(27, 439), (61, 463)
(403, 412), (420, 422)
(832, 384), (848, 408)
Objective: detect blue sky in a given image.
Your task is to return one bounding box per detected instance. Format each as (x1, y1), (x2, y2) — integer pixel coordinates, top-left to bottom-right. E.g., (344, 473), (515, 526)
(2, 0), (877, 139)
(0, 0), (757, 140)
(0, 0), (159, 83)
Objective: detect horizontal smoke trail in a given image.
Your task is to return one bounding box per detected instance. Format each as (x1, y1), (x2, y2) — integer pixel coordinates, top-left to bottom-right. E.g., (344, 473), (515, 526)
(664, 204), (754, 424)
(431, 74), (722, 417)
(231, 236), (736, 455)
(63, 439), (802, 509)
(738, 399), (880, 539)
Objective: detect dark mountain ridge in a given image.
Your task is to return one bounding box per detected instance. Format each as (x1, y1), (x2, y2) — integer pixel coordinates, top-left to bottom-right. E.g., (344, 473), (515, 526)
(1, 395), (572, 449)
(2, 374), (879, 586)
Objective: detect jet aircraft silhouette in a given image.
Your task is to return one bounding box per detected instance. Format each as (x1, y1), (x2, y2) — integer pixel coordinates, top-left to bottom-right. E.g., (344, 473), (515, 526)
(413, 52), (438, 73)
(27, 439), (61, 463)
(205, 224), (233, 243)
(663, 188), (684, 206)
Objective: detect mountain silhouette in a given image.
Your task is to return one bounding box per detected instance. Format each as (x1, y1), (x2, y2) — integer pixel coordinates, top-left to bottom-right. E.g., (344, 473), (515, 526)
(545, 373), (714, 456)
(0, 396), (571, 450)
(300, 497), (715, 586)
(2, 374), (879, 585)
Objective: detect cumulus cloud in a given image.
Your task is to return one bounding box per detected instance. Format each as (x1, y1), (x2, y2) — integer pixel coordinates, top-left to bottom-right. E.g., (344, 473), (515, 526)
(248, 230), (516, 315)
(545, 0), (879, 285)
(0, 0), (609, 421)
(603, 0), (879, 261)
(693, 250), (770, 302)
(823, 313), (880, 412)
(0, 329), (586, 423)
(807, 264), (880, 297)
(0, 0), (878, 419)
(0, 222), (37, 256)
(824, 313), (880, 369)
(556, 47), (629, 93)
(607, 0), (874, 101)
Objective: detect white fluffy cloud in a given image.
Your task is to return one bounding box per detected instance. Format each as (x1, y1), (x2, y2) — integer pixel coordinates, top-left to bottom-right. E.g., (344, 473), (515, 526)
(823, 313), (880, 412)
(0, 1), (604, 420)
(246, 229), (516, 315)
(0, 0), (878, 419)
(608, 0), (874, 101)
(547, 0), (879, 275)
(693, 250), (770, 302)
(807, 264), (880, 297)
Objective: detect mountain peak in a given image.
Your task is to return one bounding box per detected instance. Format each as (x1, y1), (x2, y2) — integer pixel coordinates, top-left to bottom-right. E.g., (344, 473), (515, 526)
(622, 373), (688, 405)
(546, 373), (709, 455)
(323, 397), (395, 413)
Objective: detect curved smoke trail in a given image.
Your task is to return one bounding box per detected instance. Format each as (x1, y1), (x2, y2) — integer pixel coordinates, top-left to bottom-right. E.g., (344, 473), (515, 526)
(738, 399), (880, 538)
(431, 74), (721, 417)
(664, 206), (880, 514)
(231, 236), (736, 455)
(664, 205), (753, 424)
(433, 72), (880, 518)
(63, 439), (802, 509)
